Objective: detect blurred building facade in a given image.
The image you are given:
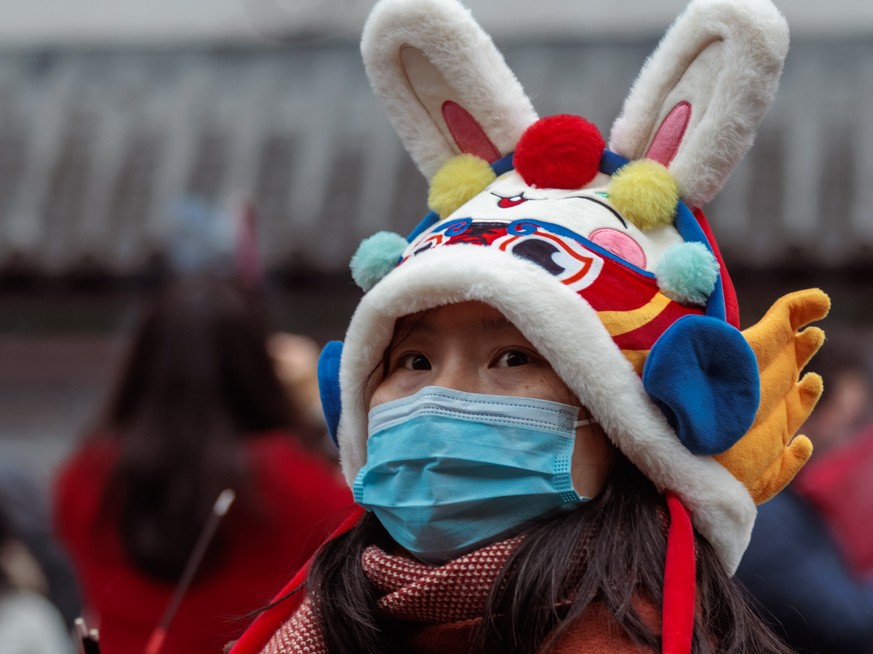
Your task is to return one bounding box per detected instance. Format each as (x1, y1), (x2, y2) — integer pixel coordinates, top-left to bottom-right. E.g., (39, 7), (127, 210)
(0, 38), (872, 279)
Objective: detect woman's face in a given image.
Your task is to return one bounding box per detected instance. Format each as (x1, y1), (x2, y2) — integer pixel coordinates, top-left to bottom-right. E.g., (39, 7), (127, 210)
(370, 301), (613, 497)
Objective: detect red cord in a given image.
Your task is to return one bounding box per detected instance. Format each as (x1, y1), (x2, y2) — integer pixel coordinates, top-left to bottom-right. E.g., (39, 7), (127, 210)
(662, 491), (696, 654)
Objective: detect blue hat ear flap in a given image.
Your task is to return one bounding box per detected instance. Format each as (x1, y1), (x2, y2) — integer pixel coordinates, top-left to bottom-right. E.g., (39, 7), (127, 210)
(643, 316), (760, 455)
(317, 341), (344, 446)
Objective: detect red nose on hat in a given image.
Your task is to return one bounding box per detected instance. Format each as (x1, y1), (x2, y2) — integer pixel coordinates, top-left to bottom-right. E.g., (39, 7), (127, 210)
(515, 115), (605, 190)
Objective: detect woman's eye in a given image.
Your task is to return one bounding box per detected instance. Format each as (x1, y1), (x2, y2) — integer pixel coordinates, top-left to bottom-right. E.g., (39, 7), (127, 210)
(495, 350), (531, 368)
(398, 353), (431, 371)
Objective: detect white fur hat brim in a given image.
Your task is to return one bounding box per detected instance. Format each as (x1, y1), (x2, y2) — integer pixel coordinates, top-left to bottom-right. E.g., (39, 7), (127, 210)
(337, 244), (755, 572)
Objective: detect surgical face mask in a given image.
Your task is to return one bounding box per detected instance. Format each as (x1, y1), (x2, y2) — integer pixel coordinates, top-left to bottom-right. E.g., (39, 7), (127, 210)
(352, 386), (591, 563)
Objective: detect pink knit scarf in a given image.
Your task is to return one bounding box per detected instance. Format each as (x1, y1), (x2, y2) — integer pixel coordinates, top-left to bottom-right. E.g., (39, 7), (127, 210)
(262, 537), (522, 654)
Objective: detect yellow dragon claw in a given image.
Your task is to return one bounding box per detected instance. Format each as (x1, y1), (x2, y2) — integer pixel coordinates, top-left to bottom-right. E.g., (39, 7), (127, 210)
(714, 289), (830, 504)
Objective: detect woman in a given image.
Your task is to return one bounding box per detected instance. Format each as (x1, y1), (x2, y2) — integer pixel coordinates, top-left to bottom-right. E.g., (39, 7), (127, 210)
(248, 300), (809, 653)
(230, 0), (829, 650)
(54, 277), (354, 653)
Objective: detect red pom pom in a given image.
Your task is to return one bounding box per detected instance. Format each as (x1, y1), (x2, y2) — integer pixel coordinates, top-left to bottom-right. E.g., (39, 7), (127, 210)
(515, 115), (605, 190)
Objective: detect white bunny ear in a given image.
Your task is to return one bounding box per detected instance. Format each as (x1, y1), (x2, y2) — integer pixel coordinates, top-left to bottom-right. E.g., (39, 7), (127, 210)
(609, 0), (788, 209)
(361, 0), (538, 180)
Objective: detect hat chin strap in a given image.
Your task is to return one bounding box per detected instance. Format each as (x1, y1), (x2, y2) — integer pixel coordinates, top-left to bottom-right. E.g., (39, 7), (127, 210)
(663, 491), (696, 653)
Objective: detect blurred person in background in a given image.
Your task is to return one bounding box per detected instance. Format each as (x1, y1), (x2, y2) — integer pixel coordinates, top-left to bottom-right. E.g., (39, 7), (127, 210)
(52, 276), (355, 653)
(268, 331), (339, 462)
(0, 503), (74, 653)
(0, 462), (82, 627)
(737, 339), (873, 654)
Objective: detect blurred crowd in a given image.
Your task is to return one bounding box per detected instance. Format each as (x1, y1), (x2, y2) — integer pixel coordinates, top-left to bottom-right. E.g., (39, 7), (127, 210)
(2, 274), (355, 652)
(737, 338), (873, 653)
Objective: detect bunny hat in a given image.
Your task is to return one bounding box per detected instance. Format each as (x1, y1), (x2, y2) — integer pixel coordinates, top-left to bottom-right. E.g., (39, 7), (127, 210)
(317, 0), (828, 578)
(229, 1), (828, 651)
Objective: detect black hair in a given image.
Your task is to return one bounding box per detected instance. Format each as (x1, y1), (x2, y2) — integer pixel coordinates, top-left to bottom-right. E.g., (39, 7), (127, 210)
(96, 276), (295, 581)
(305, 452), (793, 654)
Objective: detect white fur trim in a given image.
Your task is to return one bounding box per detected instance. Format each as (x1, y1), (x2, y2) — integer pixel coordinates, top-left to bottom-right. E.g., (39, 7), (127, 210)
(338, 244), (755, 572)
(609, 0), (788, 208)
(361, 0), (538, 179)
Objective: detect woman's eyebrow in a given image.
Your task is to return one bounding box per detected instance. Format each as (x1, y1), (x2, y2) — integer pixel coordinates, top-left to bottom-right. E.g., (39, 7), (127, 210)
(403, 318), (435, 335)
(481, 316), (519, 332)
(390, 317), (435, 346)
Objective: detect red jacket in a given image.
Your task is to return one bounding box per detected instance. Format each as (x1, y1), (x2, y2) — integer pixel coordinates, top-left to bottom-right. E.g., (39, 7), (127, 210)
(54, 431), (355, 654)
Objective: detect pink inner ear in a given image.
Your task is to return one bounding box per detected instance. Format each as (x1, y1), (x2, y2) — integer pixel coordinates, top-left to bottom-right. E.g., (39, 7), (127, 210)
(645, 101), (691, 166)
(442, 101), (502, 163)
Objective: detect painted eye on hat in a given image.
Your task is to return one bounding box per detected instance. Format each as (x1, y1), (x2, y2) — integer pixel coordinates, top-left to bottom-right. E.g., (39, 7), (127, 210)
(565, 195), (627, 229)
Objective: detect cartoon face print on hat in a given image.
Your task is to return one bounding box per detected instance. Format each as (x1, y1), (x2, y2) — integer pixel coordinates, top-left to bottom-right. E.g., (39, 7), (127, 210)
(435, 168), (685, 273)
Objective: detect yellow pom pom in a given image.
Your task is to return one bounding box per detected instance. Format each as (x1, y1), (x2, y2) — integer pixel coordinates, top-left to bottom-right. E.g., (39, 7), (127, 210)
(428, 154), (496, 218)
(606, 159), (679, 230)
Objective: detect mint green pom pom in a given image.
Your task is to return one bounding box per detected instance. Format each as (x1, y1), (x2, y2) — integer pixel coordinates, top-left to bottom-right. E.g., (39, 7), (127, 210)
(655, 242), (719, 306)
(350, 231), (408, 291)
